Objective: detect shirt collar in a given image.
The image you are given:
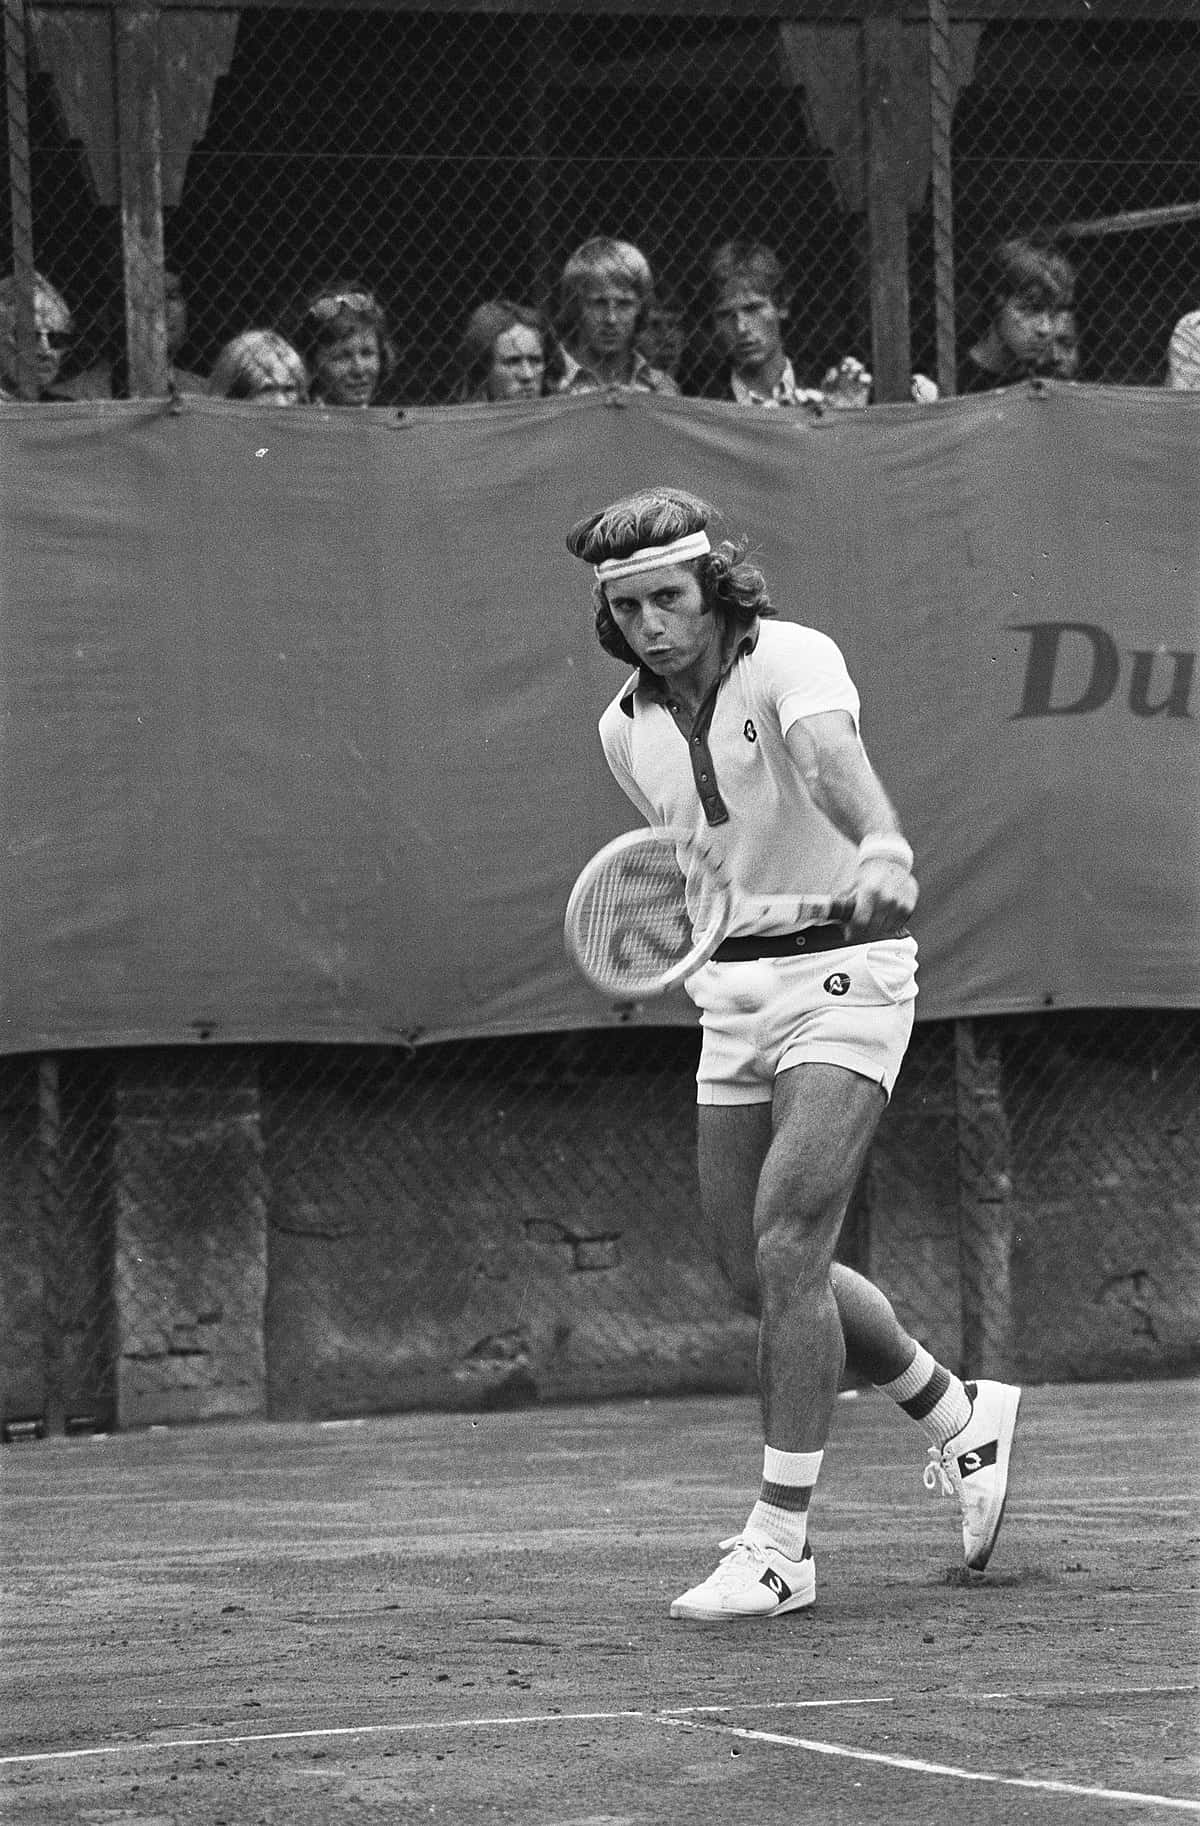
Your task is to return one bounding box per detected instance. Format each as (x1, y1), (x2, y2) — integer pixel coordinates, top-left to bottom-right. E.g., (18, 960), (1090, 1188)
(730, 358), (822, 409)
(618, 619), (761, 716)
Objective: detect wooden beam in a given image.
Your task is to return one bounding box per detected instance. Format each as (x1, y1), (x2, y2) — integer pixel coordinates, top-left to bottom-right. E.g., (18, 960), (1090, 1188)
(114, 0), (168, 395)
(863, 2), (912, 403)
(35, 0), (1200, 19)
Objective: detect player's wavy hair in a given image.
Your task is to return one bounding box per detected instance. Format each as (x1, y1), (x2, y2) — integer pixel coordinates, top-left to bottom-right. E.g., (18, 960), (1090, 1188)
(565, 486), (775, 667)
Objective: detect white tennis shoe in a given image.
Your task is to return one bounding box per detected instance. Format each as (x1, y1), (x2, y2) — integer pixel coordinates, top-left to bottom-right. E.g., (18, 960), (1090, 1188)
(669, 1535), (816, 1621)
(924, 1378), (1021, 1571)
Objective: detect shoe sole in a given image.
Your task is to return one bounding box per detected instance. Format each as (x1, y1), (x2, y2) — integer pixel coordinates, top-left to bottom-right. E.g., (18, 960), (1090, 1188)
(966, 1383), (1021, 1572)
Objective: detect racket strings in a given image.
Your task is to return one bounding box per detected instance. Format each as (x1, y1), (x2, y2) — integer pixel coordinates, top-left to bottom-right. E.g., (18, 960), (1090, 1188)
(578, 848), (693, 982)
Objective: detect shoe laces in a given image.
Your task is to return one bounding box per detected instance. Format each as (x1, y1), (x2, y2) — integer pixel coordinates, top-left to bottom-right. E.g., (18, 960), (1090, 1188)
(923, 1445), (957, 1498)
(716, 1534), (770, 1566)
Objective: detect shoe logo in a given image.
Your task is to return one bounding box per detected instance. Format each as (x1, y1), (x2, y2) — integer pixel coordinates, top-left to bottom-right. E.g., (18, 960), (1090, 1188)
(744, 719), (758, 743)
(957, 1440), (998, 1477)
(759, 1568), (792, 1600)
(823, 973), (851, 996)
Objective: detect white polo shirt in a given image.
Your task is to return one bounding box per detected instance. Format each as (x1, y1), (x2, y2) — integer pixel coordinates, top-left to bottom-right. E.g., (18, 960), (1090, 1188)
(599, 618), (864, 939)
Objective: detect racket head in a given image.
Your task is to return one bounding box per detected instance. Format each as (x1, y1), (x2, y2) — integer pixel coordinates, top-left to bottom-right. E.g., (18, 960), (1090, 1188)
(564, 828), (732, 1000)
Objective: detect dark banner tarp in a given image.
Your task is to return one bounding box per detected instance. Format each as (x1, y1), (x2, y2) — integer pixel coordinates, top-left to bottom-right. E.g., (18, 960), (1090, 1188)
(1, 384), (1197, 1053)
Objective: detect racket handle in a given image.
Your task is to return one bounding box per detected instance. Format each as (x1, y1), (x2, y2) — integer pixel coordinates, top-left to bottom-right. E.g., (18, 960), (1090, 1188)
(755, 893), (856, 927)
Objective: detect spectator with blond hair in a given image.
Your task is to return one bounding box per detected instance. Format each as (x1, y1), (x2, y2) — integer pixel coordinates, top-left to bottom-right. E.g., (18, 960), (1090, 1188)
(209, 329), (308, 405)
(555, 237), (678, 395)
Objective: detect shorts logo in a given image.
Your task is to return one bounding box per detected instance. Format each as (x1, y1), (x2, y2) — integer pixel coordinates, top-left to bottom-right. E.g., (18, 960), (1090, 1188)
(743, 719), (758, 743)
(823, 973), (851, 997)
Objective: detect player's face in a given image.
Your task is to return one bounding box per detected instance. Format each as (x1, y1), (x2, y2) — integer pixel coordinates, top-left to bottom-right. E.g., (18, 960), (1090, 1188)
(313, 327), (382, 406)
(713, 281), (786, 377)
(487, 325), (545, 400)
(604, 564), (719, 681)
(577, 283), (641, 362)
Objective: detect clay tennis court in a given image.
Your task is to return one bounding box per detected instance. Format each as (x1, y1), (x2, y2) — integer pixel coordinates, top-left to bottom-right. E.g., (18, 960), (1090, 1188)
(3, 1377), (1197, 1824)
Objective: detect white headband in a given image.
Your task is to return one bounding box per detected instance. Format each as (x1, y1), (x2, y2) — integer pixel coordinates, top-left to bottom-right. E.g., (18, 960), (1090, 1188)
(594, 530), (711, 583)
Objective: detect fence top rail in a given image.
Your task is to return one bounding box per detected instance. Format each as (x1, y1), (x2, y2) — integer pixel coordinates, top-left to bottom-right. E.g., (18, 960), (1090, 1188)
(25, 0), (1200, 20)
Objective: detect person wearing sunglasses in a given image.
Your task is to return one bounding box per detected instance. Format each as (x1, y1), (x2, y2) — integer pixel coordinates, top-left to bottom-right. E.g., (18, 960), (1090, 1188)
(292, 280), (397, 409)
(0, 271), (74, 401)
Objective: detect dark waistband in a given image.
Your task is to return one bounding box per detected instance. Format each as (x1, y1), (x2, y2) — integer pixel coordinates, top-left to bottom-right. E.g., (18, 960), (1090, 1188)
(711, 924), (908, 962)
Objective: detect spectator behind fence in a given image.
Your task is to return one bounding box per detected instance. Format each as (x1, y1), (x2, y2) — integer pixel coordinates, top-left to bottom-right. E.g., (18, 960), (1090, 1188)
(54, 269), (208, 400)
(1165, 309), (1200, 389)
(209, 329), (308, 405)
(0, 270), (74, 400)
(556, 237), (679, 395)
(454, 299), (565, 402)
(688, 240), (829, 408)
(293, 280), (396, 408)
(959, 237), (1077, 393)
(636, 288), (687, 385)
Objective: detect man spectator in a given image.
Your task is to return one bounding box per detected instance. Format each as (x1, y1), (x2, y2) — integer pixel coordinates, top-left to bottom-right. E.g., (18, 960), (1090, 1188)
(959, 237), (1077, 393)
(555, 238), (678, 395)
(689, 239), (823, 407)
(0, 271), (74, 400)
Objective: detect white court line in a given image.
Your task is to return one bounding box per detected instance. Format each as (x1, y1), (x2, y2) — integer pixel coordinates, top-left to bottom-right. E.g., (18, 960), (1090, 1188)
(653, 1714), (1200, 1814)
(0, 1698), (889, 1768)
(3, 1682), (1197, 1815)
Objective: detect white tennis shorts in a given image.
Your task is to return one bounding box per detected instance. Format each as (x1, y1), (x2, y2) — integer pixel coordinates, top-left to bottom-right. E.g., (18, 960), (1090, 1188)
(688, 935), (918, 1106)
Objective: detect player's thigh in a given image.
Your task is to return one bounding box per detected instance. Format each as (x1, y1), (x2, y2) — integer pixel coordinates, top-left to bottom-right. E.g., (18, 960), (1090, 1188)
(757, 1062), (885, 1263)
(697, 1099), (773, 1304)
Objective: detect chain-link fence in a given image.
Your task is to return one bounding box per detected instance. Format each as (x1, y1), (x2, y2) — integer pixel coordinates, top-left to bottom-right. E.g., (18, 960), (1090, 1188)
(3, 3), (1198, 401)
(2, 1013), (1197, 1434)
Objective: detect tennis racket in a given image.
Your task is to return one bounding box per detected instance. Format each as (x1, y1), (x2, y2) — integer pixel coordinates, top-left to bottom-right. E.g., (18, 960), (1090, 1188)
(564, 827), (853, 1001)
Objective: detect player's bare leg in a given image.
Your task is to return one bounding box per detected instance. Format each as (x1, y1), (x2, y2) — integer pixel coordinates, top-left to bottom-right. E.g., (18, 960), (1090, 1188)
(673, 1067), (1020, 1620)
(671, 1063), (878, 1618)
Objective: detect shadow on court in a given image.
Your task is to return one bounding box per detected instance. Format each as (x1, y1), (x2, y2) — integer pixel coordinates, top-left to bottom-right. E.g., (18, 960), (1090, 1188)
(2, 1380), (1198, 1825)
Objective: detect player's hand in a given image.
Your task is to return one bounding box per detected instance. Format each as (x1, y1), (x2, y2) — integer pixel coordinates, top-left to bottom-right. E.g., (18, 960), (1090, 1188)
(841, 857), (918, 939)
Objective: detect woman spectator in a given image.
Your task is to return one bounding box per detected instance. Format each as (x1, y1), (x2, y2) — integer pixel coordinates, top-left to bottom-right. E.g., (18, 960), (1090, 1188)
(454, 299), (564, 402)
(293, 280), (396, 408)
(208, 329), (308, 405)
(959, 238), (1078, 392)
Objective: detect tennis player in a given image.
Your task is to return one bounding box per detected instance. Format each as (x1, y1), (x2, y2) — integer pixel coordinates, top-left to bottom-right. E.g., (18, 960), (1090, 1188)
(565, 485), (1021, 1621)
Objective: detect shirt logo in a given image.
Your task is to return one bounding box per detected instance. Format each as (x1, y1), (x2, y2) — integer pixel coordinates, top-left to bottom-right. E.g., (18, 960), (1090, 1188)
(743, 719), (758, 743)
(823, 973), (851, 997)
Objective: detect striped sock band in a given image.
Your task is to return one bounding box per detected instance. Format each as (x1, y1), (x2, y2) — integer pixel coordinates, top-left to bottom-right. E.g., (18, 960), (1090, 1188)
(743, 1445), (822, 1559)
(876, 1343), (972, 1449)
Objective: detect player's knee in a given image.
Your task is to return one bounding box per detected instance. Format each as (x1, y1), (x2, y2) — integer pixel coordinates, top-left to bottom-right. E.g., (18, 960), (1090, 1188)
(754, 1208), (838, 1301)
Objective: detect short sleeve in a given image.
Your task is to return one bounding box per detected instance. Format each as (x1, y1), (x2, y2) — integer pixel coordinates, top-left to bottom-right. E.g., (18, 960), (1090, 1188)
(768, 625), (861, 736)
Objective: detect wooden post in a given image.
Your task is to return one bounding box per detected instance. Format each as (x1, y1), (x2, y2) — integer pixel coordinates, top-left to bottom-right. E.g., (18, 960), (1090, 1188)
(954, 1018), (1014, 1379)
(114, 0), (168, 397)
(36, 1055), (66, 1435)
(4, 0), (39, 399)
(862, 0), (912, 402)
(928, 0), (958, 396)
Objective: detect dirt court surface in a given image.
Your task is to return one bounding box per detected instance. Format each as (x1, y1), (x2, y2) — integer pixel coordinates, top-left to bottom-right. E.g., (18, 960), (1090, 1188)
(3, 1379), (1198, 1825)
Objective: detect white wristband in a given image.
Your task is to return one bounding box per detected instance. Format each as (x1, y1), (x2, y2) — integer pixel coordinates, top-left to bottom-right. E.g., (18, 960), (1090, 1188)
(857, 832), (914, 872)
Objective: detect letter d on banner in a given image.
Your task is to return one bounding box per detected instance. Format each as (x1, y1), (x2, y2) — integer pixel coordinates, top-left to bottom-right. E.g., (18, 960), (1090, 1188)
(1010, 621), (1119, 718)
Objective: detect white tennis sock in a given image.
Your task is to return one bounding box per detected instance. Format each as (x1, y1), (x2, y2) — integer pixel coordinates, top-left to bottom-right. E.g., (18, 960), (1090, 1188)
(743, 1445), (822, 1559)
(876, 1343), (972, 1449)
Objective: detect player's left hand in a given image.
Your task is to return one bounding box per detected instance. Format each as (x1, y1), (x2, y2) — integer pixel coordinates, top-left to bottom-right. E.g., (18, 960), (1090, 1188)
(842, 857), (918, 939)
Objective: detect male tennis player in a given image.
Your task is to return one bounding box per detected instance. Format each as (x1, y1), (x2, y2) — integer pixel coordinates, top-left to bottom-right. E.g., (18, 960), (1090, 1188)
(565, 486), (1021, 1621)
